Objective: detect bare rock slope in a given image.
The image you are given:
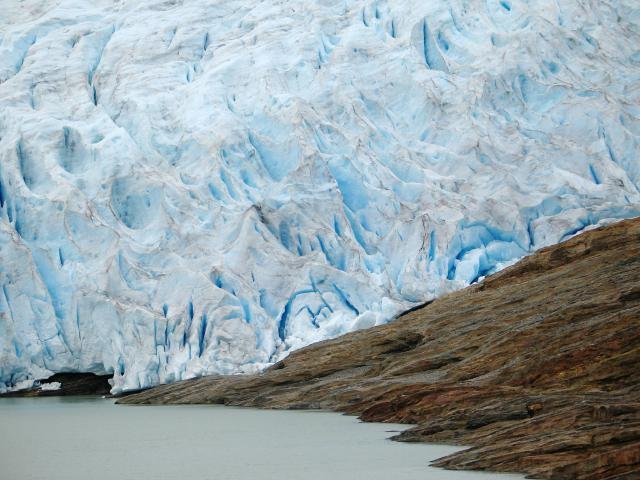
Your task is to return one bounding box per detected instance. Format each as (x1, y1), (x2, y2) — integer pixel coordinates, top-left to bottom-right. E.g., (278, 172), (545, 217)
(119, 218), (640, 479)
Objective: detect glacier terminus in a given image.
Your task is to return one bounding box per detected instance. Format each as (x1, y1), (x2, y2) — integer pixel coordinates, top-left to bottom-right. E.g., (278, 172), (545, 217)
(0, 0), (639, 393)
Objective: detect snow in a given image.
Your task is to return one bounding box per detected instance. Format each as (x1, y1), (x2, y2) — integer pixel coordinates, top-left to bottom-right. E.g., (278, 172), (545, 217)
(0, 0), (639, 394)
(39, 381), (61, 391)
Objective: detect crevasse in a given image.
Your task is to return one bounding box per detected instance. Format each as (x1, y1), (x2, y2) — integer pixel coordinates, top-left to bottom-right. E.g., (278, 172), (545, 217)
(0, 0), (639, 393)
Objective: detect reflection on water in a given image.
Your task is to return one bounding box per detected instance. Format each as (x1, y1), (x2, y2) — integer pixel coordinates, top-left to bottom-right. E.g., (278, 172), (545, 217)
(0, 397), (525, 480)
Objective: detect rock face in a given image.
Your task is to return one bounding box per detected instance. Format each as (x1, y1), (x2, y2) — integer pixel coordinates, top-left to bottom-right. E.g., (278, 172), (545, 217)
(2, 0), (640, 394)
(119, 218), (640, 479)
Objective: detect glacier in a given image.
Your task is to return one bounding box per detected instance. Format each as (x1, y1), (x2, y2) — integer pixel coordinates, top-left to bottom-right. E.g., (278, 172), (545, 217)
(0, 0), (639, 394)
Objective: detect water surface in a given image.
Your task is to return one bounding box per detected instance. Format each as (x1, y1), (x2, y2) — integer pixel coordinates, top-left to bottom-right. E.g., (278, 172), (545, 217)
(0, 397), (524, 480)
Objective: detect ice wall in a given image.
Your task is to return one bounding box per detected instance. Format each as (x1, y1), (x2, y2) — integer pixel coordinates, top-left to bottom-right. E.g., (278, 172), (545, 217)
(0, 0), (639, 393)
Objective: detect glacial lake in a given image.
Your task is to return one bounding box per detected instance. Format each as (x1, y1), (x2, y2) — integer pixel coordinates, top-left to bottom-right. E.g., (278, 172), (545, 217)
(0, 397), (525, 480)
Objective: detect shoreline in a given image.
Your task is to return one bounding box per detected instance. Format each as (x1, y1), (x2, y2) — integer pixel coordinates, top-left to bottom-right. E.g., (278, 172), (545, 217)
(1, 396), (525, 480)
(118, 218), (640, 479)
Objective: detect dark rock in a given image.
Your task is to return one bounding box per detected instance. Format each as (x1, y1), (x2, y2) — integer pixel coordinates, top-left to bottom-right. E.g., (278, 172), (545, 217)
(1, 372), (112, 397)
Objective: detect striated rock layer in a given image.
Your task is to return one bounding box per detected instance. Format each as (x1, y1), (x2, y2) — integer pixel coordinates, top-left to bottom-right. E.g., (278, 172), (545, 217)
(2, 0), (640, 393)
(120, 218), (640, 479)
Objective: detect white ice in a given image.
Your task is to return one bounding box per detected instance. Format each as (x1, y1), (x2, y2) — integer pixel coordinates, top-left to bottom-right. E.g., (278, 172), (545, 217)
(0, 0), (639, 393)
(38, 381), (61, 391)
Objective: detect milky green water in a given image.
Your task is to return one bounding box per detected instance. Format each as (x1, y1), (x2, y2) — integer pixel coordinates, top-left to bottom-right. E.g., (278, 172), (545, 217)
(0, 397), (525, 480)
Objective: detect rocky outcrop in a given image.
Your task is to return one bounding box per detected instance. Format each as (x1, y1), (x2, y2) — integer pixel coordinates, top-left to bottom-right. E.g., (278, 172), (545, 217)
(119, 218), (640, 479)
(1, 373), (112, 397)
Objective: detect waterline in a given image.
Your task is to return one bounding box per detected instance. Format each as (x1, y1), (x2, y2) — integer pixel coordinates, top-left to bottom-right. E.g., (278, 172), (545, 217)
(0, 397), (525, 480)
